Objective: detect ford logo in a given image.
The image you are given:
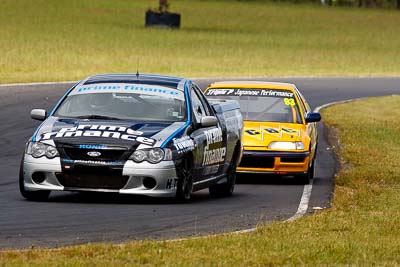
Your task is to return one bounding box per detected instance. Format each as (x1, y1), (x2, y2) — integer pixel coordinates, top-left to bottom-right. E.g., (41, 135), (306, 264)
(87, 151), (101, 157)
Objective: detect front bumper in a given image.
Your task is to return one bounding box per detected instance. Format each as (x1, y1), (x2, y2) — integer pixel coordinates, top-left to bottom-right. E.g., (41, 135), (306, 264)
(22, 154), (179, 197)
(237, 150), (310, 175)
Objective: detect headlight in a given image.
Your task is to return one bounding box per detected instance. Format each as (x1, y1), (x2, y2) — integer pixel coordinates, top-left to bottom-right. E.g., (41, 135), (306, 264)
(131, 150), (147, 162)
(28, 142), (59, 158)
(46, 146), (59, 158)
(268, 141), (305, 150)
(147, 148), (164, 163)
(31, 142), (47, 158)
(130, 148), (167, 164)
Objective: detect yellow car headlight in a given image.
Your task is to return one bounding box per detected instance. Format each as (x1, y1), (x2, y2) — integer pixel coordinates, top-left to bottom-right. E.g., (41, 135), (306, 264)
(268, 141), (304, 150)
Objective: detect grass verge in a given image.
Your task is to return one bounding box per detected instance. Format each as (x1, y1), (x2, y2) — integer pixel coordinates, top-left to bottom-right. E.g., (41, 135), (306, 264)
(1, 95), (399, 265)
(2, 0), (400, 83)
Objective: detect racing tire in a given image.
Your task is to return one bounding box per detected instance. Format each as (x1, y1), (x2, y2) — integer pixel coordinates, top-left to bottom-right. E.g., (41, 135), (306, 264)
(175, 157), (194, 203)
(209, 146), (238, 198)
(19, 156), (50, 201)
(296, 158), (315, 185)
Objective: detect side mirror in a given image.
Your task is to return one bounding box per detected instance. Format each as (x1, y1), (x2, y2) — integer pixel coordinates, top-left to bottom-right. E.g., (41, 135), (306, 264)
(200, 116), (218, 127)
(31, 109), (47, 121)
(305, 112), (321, 123)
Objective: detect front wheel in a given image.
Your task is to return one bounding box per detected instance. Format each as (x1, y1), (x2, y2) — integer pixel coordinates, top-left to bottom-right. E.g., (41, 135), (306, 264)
(19, 157), (50, 201)
(175, 157), (194, 203)
(295, 158), (315, 185)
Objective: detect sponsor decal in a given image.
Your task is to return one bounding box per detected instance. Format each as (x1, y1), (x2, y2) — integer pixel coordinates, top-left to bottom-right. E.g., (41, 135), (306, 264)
(203, 148), (226, 166)
(37, 124), (156, 146)
(202, 164), (220, 175)
(205, 89), (234, 96)
(245, 127), (301, 139)
(202, 128), (226, 166)
(206, 88), (294, 98)
(284, 98), (296, 106)
(259, 90), (294, 98)
(70, 83), (184, 100)
(73, 160), (122, 165)
(166, 178), (178, 189)
(79, 144), (107, 149)
(205, 127), (223, 144)
(172, 136), (195, 154)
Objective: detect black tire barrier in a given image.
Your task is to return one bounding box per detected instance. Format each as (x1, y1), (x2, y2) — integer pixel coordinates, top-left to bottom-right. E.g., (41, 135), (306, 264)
(145, 10), (181, 28)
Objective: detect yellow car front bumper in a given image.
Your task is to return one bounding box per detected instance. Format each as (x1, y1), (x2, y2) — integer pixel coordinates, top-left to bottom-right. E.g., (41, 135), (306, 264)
(237, 150), (310, 175)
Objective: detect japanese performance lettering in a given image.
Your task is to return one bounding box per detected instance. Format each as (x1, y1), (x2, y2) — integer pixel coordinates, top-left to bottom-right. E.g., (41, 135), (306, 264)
(206, 88), (294, 98)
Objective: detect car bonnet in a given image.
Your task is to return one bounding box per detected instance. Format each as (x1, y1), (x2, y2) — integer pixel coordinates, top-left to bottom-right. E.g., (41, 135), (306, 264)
(243, 121), (306, 148)
(33, 116), (187, 150)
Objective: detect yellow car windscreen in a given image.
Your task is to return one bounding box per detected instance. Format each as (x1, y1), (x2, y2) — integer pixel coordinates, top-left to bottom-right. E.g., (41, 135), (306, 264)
(205, 88), (302, 124)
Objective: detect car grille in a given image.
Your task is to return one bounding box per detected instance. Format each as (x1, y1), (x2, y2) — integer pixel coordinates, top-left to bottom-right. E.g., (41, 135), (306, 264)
(63, 147), (127, 161)
(57, 173), (129, 190)
(239, 156), (275, 169)
(56, 165), (129, 190)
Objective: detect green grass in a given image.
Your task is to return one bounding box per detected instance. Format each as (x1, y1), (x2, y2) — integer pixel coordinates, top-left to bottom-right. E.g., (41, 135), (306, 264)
(1, 0), (400, 83)
(1, 95), (400, 266)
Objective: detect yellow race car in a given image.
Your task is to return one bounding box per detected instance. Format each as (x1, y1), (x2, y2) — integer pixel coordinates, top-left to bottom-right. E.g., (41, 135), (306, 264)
(204, 81), (321, 184)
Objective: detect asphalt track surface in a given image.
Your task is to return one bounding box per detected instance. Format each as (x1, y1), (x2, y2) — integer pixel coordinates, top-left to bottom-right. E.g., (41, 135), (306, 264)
(0, 77), (399, 249)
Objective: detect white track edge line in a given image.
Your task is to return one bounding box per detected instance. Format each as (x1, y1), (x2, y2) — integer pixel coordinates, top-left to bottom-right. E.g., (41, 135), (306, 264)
(286, 181), (314, 222)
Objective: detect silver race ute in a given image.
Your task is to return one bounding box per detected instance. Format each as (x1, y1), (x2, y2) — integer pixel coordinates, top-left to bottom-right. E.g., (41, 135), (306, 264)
(20, 74), (243, 202)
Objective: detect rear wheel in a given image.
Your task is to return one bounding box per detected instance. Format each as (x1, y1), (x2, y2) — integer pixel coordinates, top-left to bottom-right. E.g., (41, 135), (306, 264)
(19, 156), (50, 201)
(209, 146), (238, 197)
(175, 157), (193, 203)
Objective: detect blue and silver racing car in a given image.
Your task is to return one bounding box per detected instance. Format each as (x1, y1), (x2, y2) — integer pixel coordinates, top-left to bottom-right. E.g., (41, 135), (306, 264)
(20, 74), (243, 202)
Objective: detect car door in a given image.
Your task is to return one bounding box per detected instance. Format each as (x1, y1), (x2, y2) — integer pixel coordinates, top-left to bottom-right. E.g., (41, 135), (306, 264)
(189, 86), (226, 185)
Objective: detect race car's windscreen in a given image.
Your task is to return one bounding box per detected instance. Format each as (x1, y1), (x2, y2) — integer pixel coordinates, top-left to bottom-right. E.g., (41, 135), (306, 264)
(205, 88), (302, 123)
(54, 83), (186, 122)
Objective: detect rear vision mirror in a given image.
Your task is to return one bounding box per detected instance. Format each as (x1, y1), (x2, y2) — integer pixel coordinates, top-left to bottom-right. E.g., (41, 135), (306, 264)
(31, 109), (47, 121)
(305, 112), (321, 123)
(200, 116), (218, 127)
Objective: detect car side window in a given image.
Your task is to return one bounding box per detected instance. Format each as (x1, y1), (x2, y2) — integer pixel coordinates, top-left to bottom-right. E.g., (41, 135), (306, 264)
(194, 86), (212, 116)
(191, 88), (207, 123)
(294, 92), (307, 122)
(295, 89), (311, 113)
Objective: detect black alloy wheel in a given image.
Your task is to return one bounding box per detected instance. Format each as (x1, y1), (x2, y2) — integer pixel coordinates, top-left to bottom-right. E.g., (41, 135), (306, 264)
(296, 158), (315, 185)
